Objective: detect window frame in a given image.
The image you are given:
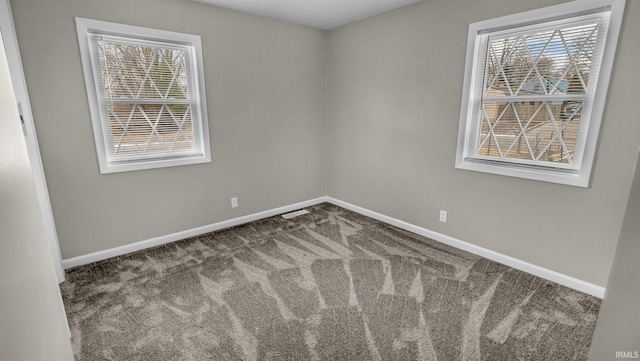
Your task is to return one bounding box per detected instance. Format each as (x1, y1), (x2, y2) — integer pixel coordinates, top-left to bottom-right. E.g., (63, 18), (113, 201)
(76, 18), (211, 174)
(455, 0), (626, 187)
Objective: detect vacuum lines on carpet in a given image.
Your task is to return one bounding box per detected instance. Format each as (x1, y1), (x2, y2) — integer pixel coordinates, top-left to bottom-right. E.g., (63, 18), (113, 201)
(61, 203), (600, 360)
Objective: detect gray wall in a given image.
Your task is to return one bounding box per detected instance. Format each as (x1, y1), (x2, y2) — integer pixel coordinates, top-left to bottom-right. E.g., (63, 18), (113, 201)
(10, 0), (327, 259)
(588, 147), (640, 359)
(10, 0), (639, 289)
(326, 0), (640, 287)
(0, 35), (74, 361)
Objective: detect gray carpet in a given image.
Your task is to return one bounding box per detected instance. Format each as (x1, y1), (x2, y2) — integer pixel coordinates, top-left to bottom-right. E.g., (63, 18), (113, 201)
(61, 203), (600, 360)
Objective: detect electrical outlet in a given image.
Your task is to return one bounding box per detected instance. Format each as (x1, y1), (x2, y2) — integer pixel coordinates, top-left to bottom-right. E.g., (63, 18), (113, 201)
(439, 210), (448, 222)
(231, 197), (238, 208)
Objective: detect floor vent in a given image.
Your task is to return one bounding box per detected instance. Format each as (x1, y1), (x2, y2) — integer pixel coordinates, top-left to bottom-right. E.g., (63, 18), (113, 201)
(281, 209), (310, 219)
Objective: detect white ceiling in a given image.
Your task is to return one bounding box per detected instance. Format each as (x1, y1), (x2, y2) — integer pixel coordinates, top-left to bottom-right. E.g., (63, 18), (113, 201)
(191, 0), (422, 30)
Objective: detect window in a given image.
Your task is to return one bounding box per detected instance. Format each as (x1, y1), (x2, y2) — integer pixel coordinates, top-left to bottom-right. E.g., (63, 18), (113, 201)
(456, 0), (625, 187)
(76, 18), (210, 174)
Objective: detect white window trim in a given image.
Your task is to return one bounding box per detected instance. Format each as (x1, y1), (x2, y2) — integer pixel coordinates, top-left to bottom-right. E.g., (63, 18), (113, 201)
(76, 18), (211, 174)
(455, 0), (626, 187)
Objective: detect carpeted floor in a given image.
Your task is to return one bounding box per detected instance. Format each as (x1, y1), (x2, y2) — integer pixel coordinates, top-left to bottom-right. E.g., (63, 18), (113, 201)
(61, 203), (600, 360)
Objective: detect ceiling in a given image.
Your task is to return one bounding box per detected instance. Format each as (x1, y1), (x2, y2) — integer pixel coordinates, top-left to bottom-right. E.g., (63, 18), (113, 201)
(191, 0), (422, 30)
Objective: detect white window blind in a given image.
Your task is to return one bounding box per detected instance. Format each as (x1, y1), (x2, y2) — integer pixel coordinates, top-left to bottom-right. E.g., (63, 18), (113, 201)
(468, 13), (608, 169)
(456, 0), (626, 187)
(76, 18), (211, 173)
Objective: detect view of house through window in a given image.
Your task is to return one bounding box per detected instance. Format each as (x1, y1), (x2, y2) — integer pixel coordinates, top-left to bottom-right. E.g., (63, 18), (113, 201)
(456, 0), (625, 187)
(478, 21), (598, 166)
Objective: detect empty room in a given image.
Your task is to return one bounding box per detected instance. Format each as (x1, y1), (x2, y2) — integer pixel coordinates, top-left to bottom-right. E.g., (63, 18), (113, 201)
(1, 0), (639, 359)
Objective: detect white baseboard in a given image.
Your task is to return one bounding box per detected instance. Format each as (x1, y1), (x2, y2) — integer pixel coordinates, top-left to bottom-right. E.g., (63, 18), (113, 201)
(62, 195), (605, 298)
(325, 197), (605, 299)
(61, 197), (329, 269)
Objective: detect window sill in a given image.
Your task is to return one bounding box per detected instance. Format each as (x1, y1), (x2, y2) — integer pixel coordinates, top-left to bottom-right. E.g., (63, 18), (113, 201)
(98, 154), (211, 174)
(455, 158), (590, 188)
